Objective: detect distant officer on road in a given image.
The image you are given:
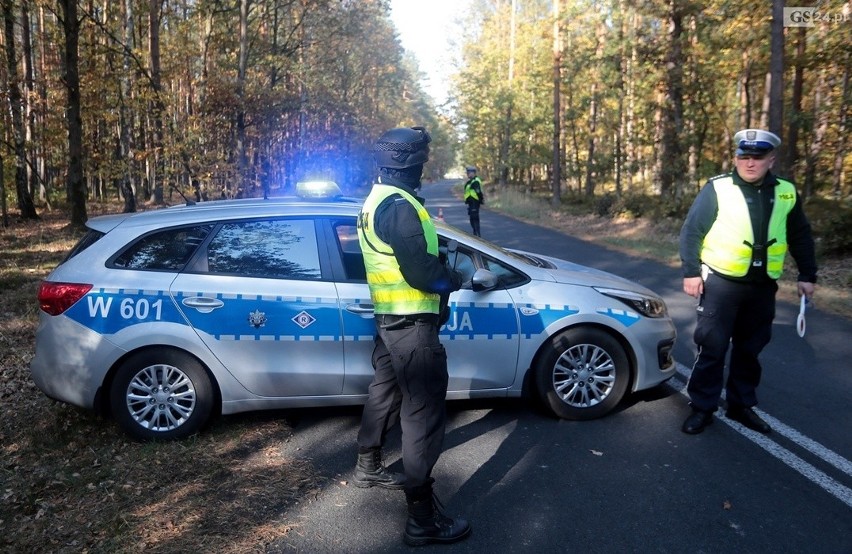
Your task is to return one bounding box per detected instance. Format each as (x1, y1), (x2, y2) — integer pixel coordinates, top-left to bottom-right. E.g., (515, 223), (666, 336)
(355, 126), (470, 546)
(679, 128), (818, 435)
(463, 166), (484, 236)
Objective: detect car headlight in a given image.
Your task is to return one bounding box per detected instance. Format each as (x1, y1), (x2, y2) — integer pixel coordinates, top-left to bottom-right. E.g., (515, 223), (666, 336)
(594, 287), (668, 318)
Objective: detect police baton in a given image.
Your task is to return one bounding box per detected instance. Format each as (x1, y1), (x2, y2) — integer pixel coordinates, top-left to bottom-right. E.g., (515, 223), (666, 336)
(797, 295), (807, 338)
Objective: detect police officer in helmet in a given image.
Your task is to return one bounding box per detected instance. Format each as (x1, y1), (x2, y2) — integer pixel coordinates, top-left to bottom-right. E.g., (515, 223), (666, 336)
(354, 126), (470, 546)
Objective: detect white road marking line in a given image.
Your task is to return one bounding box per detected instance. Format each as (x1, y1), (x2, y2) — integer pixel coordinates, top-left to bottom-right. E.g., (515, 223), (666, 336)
(752, 407), (852, 477)
(727, 423), (852, 508)
(673, 362), (852, 508)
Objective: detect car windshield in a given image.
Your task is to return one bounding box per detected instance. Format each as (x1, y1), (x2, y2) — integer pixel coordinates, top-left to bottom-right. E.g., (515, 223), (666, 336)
(433, 219), (542, 266)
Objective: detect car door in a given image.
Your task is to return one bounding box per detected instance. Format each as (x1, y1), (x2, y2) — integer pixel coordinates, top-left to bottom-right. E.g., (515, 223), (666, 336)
(327, 224), (523, 395)
(323, 218), (377, 396)
(439, 245), (522, 391)
(171, 217), (345, 397)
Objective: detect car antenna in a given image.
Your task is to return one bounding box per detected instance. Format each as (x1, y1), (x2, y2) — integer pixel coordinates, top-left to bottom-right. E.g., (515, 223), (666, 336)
(170, 185), (196, 206)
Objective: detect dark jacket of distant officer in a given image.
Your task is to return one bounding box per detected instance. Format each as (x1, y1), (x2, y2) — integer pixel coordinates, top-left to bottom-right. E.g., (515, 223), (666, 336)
(463, 166), (484, 236)
(354, 126), (470, 547)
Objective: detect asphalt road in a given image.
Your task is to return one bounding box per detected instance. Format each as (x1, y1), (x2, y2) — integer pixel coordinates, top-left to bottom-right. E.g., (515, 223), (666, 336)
(267, 180), (852, 553)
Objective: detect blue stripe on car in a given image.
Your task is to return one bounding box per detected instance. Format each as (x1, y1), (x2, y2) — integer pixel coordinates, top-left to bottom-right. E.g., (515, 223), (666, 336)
(65, 291), (584, 341)
(596, 307), (640, 327)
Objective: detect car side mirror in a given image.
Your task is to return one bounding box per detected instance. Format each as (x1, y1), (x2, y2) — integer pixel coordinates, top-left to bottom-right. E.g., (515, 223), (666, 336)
(471, 268), (498, 292)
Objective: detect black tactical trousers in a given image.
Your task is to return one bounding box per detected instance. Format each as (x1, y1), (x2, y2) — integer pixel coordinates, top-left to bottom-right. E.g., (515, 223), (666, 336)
(357, 319), (449, 491)
(467, 204), (481, 236)
(687, 272), (777, 412)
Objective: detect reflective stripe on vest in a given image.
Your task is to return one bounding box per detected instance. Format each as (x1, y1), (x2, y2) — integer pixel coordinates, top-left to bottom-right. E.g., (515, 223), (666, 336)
(700, 176), (796, 279)
(464, 177), (482, 202)
(358, 184), (440, 315)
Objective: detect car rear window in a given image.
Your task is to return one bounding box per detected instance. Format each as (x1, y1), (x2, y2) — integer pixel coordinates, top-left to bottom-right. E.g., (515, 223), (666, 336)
(62, 230), (105, 262)
(113, 225), (214, 271)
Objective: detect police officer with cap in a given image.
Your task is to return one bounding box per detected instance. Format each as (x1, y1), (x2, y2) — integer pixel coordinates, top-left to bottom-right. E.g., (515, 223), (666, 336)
(463, 166), (484, 236)
(354, 126), (470, 546)
(678, 128), (817, 435)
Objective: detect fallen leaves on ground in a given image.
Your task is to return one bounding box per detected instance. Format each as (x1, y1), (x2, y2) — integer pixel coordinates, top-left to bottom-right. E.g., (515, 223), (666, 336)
(1, 212), (323, 553)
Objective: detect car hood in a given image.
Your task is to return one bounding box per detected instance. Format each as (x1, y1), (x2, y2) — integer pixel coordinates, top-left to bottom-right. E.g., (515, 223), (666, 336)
(511, 250), (660, 297)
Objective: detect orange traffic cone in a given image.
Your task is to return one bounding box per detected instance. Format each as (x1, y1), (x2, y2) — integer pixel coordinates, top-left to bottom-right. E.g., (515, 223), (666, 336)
(437, 208), (445, 222)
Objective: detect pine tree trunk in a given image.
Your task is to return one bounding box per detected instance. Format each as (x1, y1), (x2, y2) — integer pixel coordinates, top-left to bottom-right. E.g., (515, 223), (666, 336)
(831, 53), (849, 199)
(803, 70), (828, 200)
(60, 0), (87, 227)
(236, 0), (250, 196)
(658, 1), (685, 203)
(3, 0), (39, 219)
(22, 1), (38, 200)
(1, 151), (8, 227)
(786, 27), (806, 178)
(36, 6), (49, 205)
(767, 0), (785, 161)
(149, 0), (164, 204)
(120, 0), (136, 212)
(551, 0), (562, 206)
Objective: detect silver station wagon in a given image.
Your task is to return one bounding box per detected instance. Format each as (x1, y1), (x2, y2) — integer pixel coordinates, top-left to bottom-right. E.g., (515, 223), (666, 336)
(31, 189), (677, 440)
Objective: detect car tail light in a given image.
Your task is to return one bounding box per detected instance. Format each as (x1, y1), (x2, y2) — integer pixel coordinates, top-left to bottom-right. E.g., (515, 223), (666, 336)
(38, 282), (93, 315)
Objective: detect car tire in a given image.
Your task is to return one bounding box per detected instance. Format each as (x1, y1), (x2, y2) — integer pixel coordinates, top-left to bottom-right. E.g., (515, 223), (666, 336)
(110, 349), (214, 441)
(535, 327), (630, 420)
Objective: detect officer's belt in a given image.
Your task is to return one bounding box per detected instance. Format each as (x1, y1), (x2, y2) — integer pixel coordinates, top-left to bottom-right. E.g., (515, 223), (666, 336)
(375, 313), (439, 330)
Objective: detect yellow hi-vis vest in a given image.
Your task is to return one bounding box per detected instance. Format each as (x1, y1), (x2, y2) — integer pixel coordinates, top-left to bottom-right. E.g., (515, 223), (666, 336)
(357, 184), (440, 315)
(464, 177), (482, 202)
(700, 176), (797, 279)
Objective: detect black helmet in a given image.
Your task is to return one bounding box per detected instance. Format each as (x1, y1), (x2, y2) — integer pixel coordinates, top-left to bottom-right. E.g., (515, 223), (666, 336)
(373, 126), (431, 170)
(466, 166), (477, 173)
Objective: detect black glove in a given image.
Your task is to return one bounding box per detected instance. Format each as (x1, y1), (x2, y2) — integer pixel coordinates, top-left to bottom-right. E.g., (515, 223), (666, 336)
(450, 269), (464, 291)
(438, 271), (463, 326)
(439, 301), (451, 326)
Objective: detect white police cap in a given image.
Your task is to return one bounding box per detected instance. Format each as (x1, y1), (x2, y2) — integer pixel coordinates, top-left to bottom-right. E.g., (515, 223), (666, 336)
(734, 129), (781, 156)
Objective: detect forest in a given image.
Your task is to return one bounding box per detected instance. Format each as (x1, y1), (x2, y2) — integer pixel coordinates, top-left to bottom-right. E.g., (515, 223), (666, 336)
(1, 0), (850, 234)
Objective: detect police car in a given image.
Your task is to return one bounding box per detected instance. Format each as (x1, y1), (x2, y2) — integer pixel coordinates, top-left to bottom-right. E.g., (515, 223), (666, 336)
(31, 185), (677, 440)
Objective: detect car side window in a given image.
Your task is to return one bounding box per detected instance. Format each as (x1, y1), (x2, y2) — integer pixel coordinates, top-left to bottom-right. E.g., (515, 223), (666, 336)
(451, 249), (476, 285)
(333, 222), (366, 281)
(481, 255), (526, 288)
(113, 225), (213, 271)
(206, 219), (321, 279)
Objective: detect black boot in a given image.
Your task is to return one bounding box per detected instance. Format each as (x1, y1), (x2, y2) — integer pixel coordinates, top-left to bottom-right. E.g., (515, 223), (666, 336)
(353, 448), (406, 490)
(404, 486), (471, 546)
